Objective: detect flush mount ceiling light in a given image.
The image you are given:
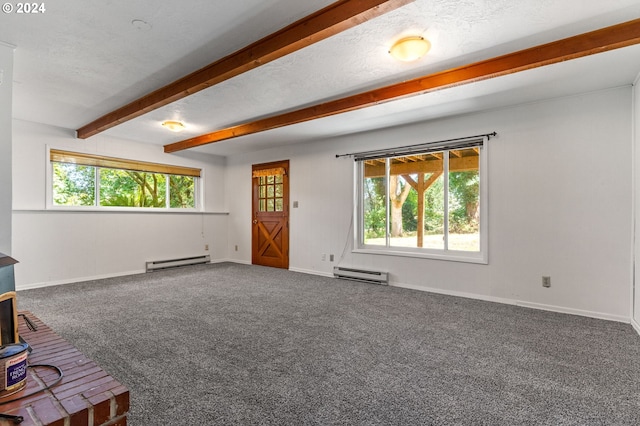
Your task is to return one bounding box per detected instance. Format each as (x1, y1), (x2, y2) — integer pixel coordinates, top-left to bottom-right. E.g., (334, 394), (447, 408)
(161, 120), (186, 132)
(389, 36), (431, 62)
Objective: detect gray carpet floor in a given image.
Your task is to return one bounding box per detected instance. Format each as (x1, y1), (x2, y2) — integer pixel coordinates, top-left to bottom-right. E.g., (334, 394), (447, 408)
(16, 262), (640, 425)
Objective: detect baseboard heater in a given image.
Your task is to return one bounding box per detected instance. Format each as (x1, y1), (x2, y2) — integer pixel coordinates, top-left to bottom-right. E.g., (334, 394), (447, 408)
(146, 255), (210, 272)
(333, 266), (388, 285)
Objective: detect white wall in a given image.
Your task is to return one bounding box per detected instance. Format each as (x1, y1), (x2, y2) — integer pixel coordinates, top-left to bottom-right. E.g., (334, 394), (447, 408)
(11, 87), (635, 322)
(227, 87), (633, 322)
(0, 43), (13, 257)
(12, 120), (229, 289)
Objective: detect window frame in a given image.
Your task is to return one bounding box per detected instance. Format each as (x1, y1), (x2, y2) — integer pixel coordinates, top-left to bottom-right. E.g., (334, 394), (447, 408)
(46, 147), (202, 212)
(353, 138), (488, 264)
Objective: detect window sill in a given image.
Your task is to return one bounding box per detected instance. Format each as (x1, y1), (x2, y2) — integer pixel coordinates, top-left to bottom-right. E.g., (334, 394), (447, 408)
(353, 246), (488, 264)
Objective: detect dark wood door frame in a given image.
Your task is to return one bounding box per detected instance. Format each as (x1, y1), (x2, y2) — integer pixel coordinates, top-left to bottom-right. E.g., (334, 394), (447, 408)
(251, 160), (290, 269)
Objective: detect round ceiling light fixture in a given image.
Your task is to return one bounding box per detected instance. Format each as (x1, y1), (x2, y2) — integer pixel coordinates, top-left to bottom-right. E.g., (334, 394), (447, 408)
(389, 36), (431, 62)
(161, 120), (186, 132)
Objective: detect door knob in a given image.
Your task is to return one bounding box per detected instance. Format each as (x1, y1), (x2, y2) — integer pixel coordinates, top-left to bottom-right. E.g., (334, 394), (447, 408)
(252, 219), (258, 224)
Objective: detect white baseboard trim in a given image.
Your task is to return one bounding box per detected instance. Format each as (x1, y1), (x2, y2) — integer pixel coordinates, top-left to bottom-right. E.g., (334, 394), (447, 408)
(391, 281), (518, 306)
(289, 267), (334, 278)
(219, 258), (251, 265)
(516, 301), (629, 323)
(15, 259), (244, 291)
(16, 269), (145, 291)
(392, 281), (629, 324)
(16, 261), (635, 327)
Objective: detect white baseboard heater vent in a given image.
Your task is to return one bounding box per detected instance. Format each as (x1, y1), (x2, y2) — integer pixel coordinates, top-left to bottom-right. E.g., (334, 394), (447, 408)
(333, 266), (388, 285)
(146, 255), (210, 272)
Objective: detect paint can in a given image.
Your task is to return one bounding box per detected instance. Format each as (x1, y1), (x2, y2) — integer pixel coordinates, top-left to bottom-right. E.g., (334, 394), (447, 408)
(0, 343), (28, 397)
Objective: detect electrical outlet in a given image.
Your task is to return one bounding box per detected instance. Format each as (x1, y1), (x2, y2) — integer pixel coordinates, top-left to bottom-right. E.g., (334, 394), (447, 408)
(329, 254), (334, 262)
(205, 244), (209, 251)
(542, 276), (551, 288)
(322, 253), (326, 261)
(235, 245), (238, 251)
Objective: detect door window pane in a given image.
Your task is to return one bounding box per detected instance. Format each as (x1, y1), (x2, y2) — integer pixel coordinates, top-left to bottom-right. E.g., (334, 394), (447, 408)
(258, 172), (285, 212)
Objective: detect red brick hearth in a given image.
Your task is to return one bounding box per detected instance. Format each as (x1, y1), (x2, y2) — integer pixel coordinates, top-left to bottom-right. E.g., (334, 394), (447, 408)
(0, 312), (129, 425)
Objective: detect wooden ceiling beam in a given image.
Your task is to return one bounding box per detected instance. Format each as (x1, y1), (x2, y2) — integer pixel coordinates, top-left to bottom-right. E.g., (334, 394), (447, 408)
(76, 0), (414, 139)
(164, 17), (640, 153)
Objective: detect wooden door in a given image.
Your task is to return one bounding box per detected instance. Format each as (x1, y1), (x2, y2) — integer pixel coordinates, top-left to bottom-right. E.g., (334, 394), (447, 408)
(252, 160), (289, 269)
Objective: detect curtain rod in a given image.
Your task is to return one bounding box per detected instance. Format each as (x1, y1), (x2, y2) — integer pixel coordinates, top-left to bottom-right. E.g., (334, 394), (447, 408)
(335, 132), (497, 159)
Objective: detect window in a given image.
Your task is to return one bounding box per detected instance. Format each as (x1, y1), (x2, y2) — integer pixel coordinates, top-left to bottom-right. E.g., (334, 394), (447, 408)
(356, 138), (487, 263)
(252, 167), (285, 212)
(50, 149), (200, 209)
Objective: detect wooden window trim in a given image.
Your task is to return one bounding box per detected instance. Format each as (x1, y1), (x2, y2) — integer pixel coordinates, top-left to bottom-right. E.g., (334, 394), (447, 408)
(50, 149), (201, 177)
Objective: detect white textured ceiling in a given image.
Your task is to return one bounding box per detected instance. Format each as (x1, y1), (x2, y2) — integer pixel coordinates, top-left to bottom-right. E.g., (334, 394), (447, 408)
(2, 0), (640, 156)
